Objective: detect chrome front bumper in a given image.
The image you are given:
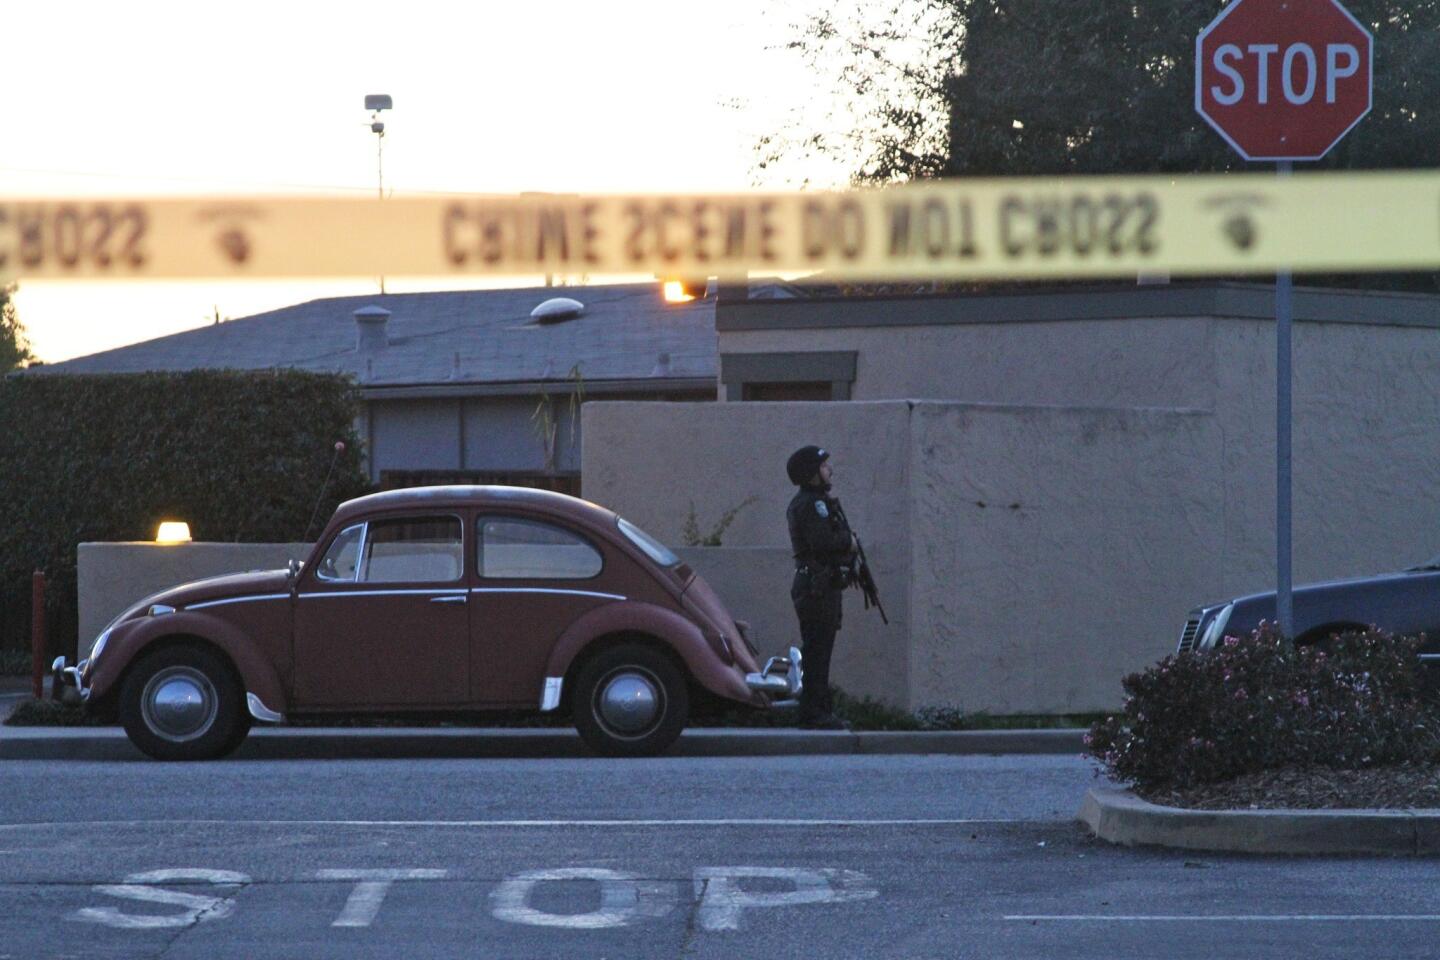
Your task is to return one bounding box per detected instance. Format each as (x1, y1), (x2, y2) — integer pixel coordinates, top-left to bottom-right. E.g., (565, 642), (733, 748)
(745, 646), (803, 701)
(50, 656), (90, 705)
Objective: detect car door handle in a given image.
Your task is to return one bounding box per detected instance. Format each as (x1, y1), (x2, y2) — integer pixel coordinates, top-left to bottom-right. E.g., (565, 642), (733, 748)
(430, 595), (467, 605)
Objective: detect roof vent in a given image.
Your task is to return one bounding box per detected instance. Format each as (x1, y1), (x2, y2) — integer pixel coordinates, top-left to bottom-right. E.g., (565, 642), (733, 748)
(354, 305), (391, 352)
(530, 297), (585, 324)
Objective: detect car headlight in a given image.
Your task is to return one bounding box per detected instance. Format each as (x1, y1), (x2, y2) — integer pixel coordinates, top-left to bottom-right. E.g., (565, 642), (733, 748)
(1199, 603), (1234, 651)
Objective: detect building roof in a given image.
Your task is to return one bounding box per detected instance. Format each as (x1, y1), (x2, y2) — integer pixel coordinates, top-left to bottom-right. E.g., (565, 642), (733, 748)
(30, 282), (718, 389)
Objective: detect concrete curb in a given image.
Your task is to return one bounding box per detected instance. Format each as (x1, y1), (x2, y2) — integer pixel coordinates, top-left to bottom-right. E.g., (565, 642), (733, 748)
(1078, 786), (1440, 856)
(0, 724), (1086, 762)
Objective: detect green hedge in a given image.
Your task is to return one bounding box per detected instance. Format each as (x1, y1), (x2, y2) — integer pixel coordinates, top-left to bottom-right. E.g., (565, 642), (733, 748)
(0, 370), (370, 664)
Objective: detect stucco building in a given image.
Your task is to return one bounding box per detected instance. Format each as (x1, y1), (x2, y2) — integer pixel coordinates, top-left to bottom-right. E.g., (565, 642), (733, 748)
(583, 282), (1440, 711)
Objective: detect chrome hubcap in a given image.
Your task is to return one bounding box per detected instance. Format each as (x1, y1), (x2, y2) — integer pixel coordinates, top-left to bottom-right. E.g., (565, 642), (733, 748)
(141, 666), (218, 742)
(596, 669), (662, 737)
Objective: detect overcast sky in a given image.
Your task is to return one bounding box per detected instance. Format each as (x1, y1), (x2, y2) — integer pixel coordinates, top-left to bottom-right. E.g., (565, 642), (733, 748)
(5, 0), (858, 362)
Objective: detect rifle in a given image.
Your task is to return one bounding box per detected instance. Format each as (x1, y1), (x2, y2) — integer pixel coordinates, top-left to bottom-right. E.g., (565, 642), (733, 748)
(831, 499), (888, 625)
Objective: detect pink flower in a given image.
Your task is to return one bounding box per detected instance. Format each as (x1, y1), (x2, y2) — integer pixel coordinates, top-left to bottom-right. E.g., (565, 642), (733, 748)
(1223, 635), (1240, 648)
(1234, 689), (1248, 701)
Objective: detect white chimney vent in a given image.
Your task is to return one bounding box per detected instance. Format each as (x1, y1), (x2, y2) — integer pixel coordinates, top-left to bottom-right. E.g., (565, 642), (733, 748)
(530, 297), (585, 324)
(354, 305), (391, 352)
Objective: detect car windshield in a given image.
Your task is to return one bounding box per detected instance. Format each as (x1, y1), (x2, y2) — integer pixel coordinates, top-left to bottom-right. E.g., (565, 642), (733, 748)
(617, 517), (680, 567)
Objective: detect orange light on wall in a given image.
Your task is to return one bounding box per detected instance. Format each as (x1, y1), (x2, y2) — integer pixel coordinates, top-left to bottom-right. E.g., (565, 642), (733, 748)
(155, 522), (192, 544)
(662, 280), (695, 303)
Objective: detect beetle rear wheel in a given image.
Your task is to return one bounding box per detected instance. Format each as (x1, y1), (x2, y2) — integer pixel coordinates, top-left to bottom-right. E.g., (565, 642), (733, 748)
(573, 644), (689, 757)
(119, 646), (250, 761)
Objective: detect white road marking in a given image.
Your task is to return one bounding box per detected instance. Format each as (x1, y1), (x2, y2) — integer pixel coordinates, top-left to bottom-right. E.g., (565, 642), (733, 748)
(694, 867), (878, 932)
(1007, 915), (1440, 922)
(489, 868), (675, 929)
(74, 868), (249, 930)
(315, 869), (447, 927)
(1, 818), (1016, 830)
(62, 863), (880, 933)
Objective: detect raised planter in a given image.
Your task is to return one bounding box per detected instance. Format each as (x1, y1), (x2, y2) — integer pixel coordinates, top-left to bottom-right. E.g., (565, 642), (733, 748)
(1079, 786), (1440, 855)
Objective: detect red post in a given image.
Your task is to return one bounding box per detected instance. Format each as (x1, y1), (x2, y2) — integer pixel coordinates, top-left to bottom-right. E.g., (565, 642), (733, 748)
(31, 570), (46, 700)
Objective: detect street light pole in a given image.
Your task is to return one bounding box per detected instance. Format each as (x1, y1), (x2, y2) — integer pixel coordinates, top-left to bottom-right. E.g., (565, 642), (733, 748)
(376, 124), (384, 201)
(364, 95), (393, 294)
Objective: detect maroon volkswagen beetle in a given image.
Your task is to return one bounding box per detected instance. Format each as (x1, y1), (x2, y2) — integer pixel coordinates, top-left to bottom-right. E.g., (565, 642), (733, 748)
(54, 486), (801, 760)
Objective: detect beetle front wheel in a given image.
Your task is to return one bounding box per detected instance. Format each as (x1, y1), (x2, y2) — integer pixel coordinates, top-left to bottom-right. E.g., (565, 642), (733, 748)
(119, 646), (250, 761)
(573, 644), (689, 757)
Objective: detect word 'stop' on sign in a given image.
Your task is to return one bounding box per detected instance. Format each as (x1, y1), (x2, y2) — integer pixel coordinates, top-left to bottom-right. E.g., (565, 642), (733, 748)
(1195, 0), (1372, 161)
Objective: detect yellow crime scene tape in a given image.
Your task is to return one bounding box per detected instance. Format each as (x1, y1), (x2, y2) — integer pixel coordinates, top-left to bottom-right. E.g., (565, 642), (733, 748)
(1, 170), (1437, 283)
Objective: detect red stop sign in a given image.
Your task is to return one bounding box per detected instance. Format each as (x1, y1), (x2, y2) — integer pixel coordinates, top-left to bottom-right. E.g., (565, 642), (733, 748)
(1195, 0), (1372, 161)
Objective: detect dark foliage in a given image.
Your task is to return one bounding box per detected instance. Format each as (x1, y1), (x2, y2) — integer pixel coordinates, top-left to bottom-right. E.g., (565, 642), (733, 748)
(771, 1), (1440, 182)
(1086, 625), (1440, 789)
(944, 0), (1438, 179)
(766, 1), (1440, 292)
(1, 284), (35, 375)
(0, 371), (370, 664)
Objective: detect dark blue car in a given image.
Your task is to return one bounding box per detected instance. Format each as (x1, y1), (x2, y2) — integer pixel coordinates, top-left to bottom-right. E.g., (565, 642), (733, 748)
(1178, 552), (1440, 665)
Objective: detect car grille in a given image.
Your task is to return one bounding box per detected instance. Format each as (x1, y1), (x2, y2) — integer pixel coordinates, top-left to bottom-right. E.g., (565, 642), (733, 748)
(1177, 618), (1201, 654)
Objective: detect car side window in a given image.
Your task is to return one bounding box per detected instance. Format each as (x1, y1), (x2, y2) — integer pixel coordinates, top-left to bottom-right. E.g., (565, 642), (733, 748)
(359, 516), (464, 583)
(478, 517), (603, 580)
(316, 524), (365, 582)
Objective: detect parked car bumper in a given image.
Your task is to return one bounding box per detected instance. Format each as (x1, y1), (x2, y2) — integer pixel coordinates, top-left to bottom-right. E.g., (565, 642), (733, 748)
(50, 656), (90, 705)
(745, 646), (803, 703)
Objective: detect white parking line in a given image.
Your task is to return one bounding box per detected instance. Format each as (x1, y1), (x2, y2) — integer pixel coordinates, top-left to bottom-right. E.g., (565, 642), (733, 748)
(1, 818), (1020, 830)
(1007, 915), (1440, 922)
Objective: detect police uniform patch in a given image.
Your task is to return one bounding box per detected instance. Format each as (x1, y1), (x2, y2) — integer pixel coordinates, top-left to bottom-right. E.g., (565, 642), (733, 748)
(815, 501), (829, 518)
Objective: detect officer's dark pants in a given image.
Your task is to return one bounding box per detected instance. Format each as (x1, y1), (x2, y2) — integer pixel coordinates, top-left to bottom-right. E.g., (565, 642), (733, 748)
(793, 588), (842, 721)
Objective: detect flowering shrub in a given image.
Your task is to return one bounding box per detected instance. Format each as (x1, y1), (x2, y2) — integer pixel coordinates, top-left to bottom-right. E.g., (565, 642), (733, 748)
(1086, 625), (1440, 789)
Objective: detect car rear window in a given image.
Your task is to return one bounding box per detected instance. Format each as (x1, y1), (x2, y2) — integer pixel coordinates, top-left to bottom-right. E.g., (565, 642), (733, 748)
(478, 517), (603, 580)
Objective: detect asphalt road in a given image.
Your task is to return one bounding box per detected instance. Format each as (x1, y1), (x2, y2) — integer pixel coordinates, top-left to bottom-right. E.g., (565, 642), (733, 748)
(3, 753), (1440, 960)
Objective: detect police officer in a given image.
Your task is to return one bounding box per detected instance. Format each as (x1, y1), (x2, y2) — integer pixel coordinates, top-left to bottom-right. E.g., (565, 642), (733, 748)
(785, 445), (855, 729)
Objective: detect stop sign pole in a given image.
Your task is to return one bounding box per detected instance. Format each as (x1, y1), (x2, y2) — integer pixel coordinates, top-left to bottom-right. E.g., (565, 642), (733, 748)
(1195, 0), (1372, 640)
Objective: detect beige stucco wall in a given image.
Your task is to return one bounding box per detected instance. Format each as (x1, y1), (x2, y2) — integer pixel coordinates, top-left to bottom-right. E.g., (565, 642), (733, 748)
(722, 318), (1216, 409)
(904, 402), (1221, 712)
(580, 400), (913, 551)
(584, 399), (1221, 713)
(1210, 318), (1440, 595)
(77, 542), (311, 655)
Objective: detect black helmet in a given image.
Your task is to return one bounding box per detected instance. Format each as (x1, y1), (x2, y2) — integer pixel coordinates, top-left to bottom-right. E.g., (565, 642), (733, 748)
(786, 445), (829, 486)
